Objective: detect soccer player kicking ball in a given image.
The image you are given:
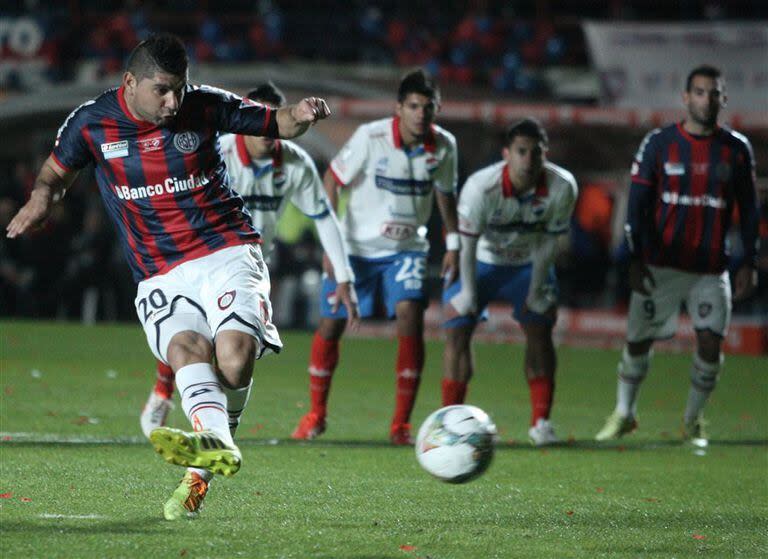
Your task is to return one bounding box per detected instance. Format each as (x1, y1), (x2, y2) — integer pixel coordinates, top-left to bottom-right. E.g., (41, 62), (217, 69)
(6, 35), (332, 520)
(140, 82), (359, 439)
(292, 69), (460, 445)
(442, 119), (577, 446)
(595, 65), (759, 447)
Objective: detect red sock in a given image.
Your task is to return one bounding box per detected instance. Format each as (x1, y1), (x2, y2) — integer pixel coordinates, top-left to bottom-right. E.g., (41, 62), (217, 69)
(392, 335), (425, 426)
(528, 376), (554, 425)
(308, 332), (339, 417)
(441, 378), (468, 406)
(154, 360), (175, 399)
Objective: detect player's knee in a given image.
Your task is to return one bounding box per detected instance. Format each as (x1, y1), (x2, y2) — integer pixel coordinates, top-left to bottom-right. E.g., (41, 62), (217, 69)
(395, 301), (424, 335)
(445, 326), (472, 357)
(317, 318), (345, 341)
(690, 352), (722, 393)
(618, 345), (651, 381)
(166, 331), (213, 370)
(522, 323), (553, 351)
(695, 330), (722, 363)
(215, 333), (257, 388)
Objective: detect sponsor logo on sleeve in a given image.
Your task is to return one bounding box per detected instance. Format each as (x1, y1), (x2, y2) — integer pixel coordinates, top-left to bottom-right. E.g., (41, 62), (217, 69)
(101, 141), (129, 160)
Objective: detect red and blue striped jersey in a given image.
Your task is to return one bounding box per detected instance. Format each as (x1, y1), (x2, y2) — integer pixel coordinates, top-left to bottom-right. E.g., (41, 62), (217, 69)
(51, 84), (278, 282)
(626, 122), (758, 273)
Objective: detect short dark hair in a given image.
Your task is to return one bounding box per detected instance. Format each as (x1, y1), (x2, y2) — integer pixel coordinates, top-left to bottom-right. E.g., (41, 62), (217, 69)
(246, 82), (286, 108)
(505, 118), (549, 148)
(398, 69), (440, 105)
(686, 65), (722, 91)
(126, 33), (188, 80)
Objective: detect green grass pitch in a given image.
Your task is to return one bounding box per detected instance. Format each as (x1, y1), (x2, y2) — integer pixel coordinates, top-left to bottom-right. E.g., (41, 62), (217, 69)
(1, 321), (766, 558)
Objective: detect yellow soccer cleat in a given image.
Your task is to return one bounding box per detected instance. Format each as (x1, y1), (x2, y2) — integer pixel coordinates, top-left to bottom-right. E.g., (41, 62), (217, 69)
(163, 471), (210, 521)
(150, 427), (241, 477)
(595, 411), (638, 441)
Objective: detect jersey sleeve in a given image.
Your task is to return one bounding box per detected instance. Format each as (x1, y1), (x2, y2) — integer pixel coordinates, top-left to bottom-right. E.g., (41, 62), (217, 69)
(546, 173), (578, 234)
(51, 101), (95, 171)
(433, 133), (458, 194)
(631, 128), (661, 187)
(457, 178), (487, 237)
(626, 129), (661, 257)
(289, 149), (330, 219)
(201, 85), (279, 138)
(733, 134), (760, 268)
(329, 125), (369, 186)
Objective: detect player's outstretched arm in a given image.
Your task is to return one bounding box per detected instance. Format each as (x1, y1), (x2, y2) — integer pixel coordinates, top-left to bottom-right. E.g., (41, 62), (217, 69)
(6, 156), (77, 239)
(276, 98), (331, 139)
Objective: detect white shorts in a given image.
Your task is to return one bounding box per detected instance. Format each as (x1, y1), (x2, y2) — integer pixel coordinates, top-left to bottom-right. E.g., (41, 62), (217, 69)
(626, 265), (731, 343)
(134, 244), (282, 364)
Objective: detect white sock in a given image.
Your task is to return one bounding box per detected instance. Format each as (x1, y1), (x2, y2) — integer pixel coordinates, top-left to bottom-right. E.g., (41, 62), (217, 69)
(224, 380), (253, 438)
(187, 467), (214, 482)
(684, 353), (722, 424)
(175, 363), (234, 447)
(616, 347), (651, 417)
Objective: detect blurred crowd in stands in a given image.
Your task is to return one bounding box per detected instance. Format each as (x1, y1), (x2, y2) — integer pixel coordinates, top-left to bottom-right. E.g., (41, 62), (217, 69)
(1, 0), (767, 324)
(3, 0), (767, 95)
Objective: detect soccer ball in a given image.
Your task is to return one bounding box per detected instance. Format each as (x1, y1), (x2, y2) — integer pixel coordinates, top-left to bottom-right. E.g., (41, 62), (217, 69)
(415, 405), (497, 484)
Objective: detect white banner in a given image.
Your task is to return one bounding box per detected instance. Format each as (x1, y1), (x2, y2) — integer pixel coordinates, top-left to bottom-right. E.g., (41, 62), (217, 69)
(583, 22), (768, 110)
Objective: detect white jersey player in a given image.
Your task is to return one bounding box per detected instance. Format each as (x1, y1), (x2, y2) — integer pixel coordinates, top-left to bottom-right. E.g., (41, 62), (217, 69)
(141, 82), (358, 440)
(292, 69), (460, 445)
(442, 118), (577, 446)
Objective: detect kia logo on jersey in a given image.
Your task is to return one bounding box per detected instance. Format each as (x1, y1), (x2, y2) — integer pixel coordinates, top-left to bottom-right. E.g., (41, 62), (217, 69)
(218, 290), (236, 310)
(174, 131), (200, 154)
(381, 221), (416, 240)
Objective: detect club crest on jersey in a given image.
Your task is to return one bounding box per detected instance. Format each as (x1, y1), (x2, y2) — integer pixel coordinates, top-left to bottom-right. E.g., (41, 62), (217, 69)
(173, 131), (200, 154)
(715, 162), (732, 181)
(101, 140), (129, 159)
(138, 136), (163, 153)
(664, 162), (685, 176)
(376, 157), (389, 175)
(426, 156), (439, 173)
(218, 290), (236, 310)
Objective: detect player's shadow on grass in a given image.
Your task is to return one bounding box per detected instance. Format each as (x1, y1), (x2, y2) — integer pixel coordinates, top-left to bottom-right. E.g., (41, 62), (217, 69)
(234, 437), (768, 450)
(2, 517), (166, 536)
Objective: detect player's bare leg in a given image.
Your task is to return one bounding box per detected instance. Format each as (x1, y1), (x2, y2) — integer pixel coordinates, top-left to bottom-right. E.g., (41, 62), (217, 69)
(214, 330), (259, 437)
(596, 339), (653, 441)
(523, 322), (559, 446)
(140, 360), (176, 439)
(682, 330), (722, 447)
(390, 300), (425, 445)
(292, 317), (346, 440)
(442, 323), (475, 405)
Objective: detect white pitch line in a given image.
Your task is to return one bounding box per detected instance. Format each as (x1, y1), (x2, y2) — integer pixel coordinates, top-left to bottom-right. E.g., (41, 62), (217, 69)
(39, 514), (107, 520)
(0, 432), (146, 445)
